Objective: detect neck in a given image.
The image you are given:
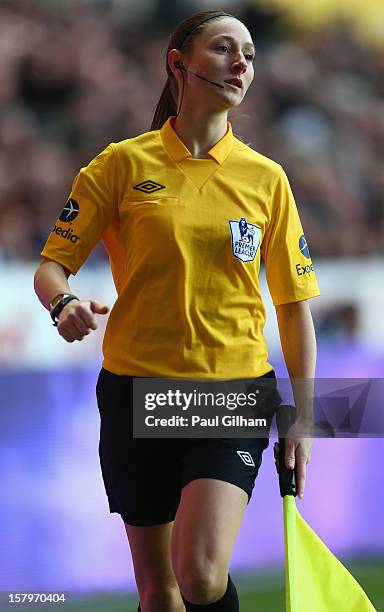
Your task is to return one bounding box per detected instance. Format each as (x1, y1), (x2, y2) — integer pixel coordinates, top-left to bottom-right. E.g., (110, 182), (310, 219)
(173, 107), (228, 159)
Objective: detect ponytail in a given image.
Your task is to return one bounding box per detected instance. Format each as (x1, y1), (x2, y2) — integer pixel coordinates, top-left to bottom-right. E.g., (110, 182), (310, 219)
(151, 78), (177, 131)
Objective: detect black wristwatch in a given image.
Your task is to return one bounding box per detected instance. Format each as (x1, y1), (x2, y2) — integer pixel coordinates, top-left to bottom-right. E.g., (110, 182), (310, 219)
(50, 293), (79, 327)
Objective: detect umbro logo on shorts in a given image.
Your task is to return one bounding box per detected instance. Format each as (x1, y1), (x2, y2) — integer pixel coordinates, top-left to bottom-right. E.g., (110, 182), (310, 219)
(134, 180), (165, 193)
(236, 451), (255, 467)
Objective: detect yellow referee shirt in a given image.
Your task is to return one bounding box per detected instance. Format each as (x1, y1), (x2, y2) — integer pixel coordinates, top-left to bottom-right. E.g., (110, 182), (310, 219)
(42, 117), (320, 378)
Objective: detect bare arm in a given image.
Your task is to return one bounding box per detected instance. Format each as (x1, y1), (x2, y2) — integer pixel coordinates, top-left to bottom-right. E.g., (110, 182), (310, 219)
(34, 259), (72, 310)
(274, 299), (317, 498)
(34, 258), (109, 342)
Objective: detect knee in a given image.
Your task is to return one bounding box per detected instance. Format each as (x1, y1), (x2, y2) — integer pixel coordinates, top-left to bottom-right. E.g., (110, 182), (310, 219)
(177, 564), (227, 605)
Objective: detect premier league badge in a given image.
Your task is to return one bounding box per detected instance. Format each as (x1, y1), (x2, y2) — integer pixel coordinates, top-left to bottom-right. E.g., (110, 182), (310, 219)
(229, 217), (261, 263)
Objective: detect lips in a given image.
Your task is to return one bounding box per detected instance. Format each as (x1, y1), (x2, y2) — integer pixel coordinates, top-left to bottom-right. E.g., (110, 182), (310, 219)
(225, 78), (243, 89)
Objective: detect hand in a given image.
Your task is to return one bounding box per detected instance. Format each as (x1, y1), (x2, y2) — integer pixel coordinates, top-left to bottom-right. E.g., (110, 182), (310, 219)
(57, 299), (109, 342)
(273, 432), (312, 500)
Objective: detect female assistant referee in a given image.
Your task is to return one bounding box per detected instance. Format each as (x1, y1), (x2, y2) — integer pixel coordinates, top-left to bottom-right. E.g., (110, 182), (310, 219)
(34, 10), (319, 612)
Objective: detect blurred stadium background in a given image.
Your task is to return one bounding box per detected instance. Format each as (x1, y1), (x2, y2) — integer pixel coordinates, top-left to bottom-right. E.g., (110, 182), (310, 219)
(0, 0), (383, 610)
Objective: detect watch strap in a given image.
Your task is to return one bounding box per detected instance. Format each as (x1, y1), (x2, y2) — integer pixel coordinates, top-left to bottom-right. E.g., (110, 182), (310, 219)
(50, 294), (79, 326)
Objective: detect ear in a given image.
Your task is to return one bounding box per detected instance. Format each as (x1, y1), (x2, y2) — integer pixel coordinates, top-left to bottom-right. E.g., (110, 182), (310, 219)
(168, 49), (183, 78)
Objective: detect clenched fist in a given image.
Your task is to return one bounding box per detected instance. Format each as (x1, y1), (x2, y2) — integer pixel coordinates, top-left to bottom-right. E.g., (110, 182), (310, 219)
(57, 299), (109, 342)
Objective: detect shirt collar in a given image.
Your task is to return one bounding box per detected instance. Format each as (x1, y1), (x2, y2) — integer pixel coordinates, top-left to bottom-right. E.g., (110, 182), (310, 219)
(160, 117), (234, 165)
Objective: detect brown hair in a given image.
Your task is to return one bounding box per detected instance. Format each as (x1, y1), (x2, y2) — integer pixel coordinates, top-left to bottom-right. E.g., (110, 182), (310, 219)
(151, 10), (239, 131)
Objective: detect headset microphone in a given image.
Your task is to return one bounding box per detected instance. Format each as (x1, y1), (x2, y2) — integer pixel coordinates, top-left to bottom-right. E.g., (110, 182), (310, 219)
(175, 61), (224, 90)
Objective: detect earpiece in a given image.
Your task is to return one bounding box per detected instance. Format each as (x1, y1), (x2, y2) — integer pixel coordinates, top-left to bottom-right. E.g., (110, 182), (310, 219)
(174, 60), (183, 70)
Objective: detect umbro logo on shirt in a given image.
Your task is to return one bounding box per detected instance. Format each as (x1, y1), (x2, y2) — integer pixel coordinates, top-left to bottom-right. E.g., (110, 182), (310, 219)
(134, 180), (165, 194)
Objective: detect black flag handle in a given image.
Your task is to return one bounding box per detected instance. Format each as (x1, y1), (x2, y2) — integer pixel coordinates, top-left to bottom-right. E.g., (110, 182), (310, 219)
(276, 405), (297, 498)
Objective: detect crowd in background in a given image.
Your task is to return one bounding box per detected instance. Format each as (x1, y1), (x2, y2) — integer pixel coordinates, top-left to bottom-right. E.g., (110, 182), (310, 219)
(0, 0), (383, 262)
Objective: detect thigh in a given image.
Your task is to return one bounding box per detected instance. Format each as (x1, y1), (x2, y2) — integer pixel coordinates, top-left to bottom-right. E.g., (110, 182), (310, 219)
(172, 435), (269, 576)
(125, 521), (179, 592)
(171, 478), (248, 578)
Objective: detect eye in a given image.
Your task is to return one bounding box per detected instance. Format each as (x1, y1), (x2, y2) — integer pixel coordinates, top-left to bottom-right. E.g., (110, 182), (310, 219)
(217, 44), (230, 53)
(244, 53), (255, 62)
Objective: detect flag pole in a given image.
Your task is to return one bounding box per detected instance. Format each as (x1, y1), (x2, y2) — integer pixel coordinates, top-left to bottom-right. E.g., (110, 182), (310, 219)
(277, 405), (297, 612)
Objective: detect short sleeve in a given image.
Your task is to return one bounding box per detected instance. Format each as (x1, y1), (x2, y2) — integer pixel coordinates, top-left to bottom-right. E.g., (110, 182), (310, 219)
(261, 166), (320, 305)
(41, 144), (118, 274)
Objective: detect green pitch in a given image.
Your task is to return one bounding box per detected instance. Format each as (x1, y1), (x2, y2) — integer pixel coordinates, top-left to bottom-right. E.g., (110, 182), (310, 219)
(5, 559), (383, 612)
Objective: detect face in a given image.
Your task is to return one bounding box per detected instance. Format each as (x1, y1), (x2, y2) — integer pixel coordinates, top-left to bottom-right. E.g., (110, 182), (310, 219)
(175, 17), (255, 111)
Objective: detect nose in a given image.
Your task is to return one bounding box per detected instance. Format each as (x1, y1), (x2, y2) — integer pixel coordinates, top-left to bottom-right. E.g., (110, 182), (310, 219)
(231, 52), (247, 74)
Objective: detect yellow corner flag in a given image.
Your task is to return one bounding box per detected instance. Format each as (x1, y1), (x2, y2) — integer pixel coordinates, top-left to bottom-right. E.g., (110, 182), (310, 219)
(283, 495), (376, 612)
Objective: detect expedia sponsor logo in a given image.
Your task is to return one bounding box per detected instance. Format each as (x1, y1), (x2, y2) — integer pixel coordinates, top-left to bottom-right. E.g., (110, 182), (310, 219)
(52, 224), (80, 244)
(299, 234), (311, 259)
(296, 263), (314, 276)
(59, 198), (80, 222)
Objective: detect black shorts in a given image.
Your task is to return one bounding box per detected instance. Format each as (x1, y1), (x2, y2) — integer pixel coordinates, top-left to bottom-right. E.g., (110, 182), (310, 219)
(96, 368), (280, 526)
